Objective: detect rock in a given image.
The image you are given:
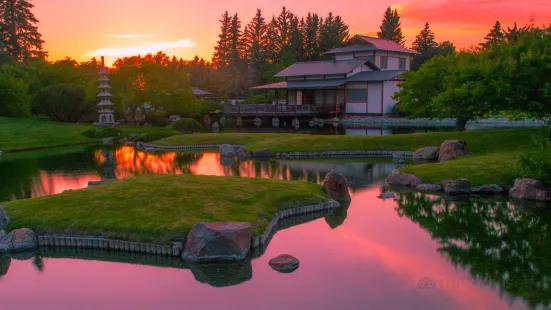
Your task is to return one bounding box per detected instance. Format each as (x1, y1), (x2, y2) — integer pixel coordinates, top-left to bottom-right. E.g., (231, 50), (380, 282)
(62, 189), (73, 193)
(413, 147), (440, 160)
(211, 122), (220, 133)
(220, 156), (234, 167)
(125, 141), (135, 146)
(219, 144), (236, 157)
(321, 170), (352, 202)
(471, 184), (504, 195)
(168, 115), (181, 125)
(269, 254), (300, 273)
(416, 183), (442, 192)
(0, 206), (11, 229)
(253, 149), (273, 158)
(182, 222), (252, 262)
(377, 192), (396, 199)
(509, 178), (551, 201)
(386, 171), (422, 187)
(143, 148), (156, 153)
(117, 137), (128, 144)
(87, 179), (113, 187)
(235, 146), (250, 159)
(0, 228), (37, 253)
(101, 137), (114, 145)
(189, 260), (252, 287)
(443, 178), (471, 195)
(439, 140), (467, 162)
(0, 230), (6, 237)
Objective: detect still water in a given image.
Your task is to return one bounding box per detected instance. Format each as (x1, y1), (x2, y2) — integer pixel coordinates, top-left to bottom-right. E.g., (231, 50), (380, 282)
(0, 146), (549, 310)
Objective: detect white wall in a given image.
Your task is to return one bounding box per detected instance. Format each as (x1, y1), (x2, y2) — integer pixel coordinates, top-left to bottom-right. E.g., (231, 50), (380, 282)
(374, 51), (411, 71)
(367, 82), (382, 114)
(348, 64), (373, 77)
(346, 102), (367, 114)
(383, 81), (400, 114)
(336, 53), (355, 60)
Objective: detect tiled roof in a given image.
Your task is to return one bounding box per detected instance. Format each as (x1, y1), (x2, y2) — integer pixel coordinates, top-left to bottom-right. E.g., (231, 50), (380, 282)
(192, 87), (213, 96)
(274, 59), (368, 77)
(346, 70), (404, 82)
(325, 35), (418, 54)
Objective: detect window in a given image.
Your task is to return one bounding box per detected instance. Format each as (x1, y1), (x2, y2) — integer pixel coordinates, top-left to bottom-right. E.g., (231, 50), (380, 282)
(399, 58), (407, 70)
(346, 89), (367, 102)
(380, 56), (388, 69)
(366, 55), (375, 64)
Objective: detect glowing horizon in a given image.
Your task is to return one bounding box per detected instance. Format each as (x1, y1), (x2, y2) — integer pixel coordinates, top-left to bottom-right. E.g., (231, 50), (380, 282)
(34, 0), (551, 65)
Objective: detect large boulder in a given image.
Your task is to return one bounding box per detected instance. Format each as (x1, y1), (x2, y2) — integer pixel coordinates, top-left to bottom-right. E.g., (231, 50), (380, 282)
(269, 254), (300, 273)
(321, 170), (351, 202)
(219, 144), (235, 157)
(471, 184), (504, 195)
(182, 222), (252, 262)
(413, 147), (440, 160)
(0, 228), (37, 253)
(439, 140), (467, 162)
(509, 178), (551, 201)
(416, 183), (442, 192)
(235, 146), (250, 159)
(386, 171), (422, 187)
(253, 149), (273, 158)
(443, 179), (471, 195)
(101, 137), (114, 145)
(0, 206), (11, 229)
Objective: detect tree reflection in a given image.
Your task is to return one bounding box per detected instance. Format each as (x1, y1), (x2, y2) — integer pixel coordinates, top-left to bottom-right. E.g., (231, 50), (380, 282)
(396, 192), (551, 309)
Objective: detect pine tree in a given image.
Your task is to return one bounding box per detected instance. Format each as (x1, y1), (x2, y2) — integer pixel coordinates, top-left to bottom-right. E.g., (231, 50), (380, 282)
(226, 13), (248, 95)
(411, 22), (438, 70)
(0, 0), (45, 60)
(319, 13), (349, 57)
(264, 17), (280, 64)
(377, 7), (405, 46)
(479, 21), (506, 50)
(303, 12), (321, 60)
(212, 11), (232, 70)
(288, 16), (305, 61)
(243, 9), (268, 85)
(275, 6), (293, 57)
(505, 22), (530, 43)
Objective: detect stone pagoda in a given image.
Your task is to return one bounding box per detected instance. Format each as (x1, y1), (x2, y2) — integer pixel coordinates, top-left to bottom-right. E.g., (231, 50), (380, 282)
(95, 56), (117, 127)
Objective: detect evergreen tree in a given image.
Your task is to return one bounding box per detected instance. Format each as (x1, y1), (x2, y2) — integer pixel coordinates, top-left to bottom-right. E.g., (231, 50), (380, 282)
(505, 22), (530, 43)
(243, 9), (268, 85)
(288, 16), (305, 61)
(0, 0), (45, 61)
(226, 13), (248, 95)
(436, 41), (456, 57)
(303, 12), (321, 60)
(212, 11), (232, 70)
(275, 6), (293, 57)
(479, 21), (506, 50)
(319, 13), (349, 57)
(264, 17), (280, 64)
(377, 7), (405, 46)
(411, 22), (438, 70)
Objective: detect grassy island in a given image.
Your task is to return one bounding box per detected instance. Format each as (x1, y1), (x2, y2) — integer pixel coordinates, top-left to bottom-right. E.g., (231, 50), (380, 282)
(3, 174), (327, 243)
(154, 128), (540, 186)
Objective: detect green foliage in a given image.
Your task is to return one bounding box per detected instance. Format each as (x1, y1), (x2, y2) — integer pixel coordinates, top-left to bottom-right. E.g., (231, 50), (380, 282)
(377, 7), (405, 46)
(198, 100), (219, 114)
(0, 69), (31, 117)
(479, 21), (506, 50)
(82, 128), (121, 138)
(139, 132), (175, 142)
(411, 22), (438, 70)
(33, 83), (92, 122)
(171, 118), (204, 134)
(244, 92), (266, 104)
(517, 128), (551, 183)
(0, 0), (45, 61)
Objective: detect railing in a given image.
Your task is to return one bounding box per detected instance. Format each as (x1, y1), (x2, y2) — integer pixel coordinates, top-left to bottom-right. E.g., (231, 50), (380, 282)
(222, 104), (319, 116)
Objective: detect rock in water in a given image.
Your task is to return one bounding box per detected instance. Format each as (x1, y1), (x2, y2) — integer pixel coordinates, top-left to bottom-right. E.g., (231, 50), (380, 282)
(0, 206), (11, 229)
(321, 170), (352, 202)
(189, 260), (253, 287)
(253, 149), (273, 158)
(269, 254), (300, 273)
(471, 184), (504, 195)
(416, 183), (442, 192)
(443, 179), (471, 195)
(0, 228), (37, 253)
(413, 147), (440, 160)
(509, 178), (551, 201)
(439, 140), (467, 162)
(235, 146), (250, 159)
(386, 171), (422, 187)
(377, 192), (396, 199)
(182, 222), (251, 262)
(219, 144), (236, 157)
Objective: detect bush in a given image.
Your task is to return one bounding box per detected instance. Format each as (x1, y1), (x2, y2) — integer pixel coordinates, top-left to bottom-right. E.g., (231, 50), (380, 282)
(82, 128), (122, 138)
(0, 70), (31, 118)
(198, 100), (219, 115)
(518, 128), (551, 183)
(33, 83), (94, 122)
(171, 118), (204, 134)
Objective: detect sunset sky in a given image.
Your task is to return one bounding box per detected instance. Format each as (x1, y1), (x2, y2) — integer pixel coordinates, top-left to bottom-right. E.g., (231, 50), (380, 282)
(35, 0), (551, 65)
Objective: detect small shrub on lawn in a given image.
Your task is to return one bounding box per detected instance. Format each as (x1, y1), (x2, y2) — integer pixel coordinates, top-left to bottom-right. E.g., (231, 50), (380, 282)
(518, 128), (551, 183)
(171, 118), (204, 134)
(82, 128), (122, 138)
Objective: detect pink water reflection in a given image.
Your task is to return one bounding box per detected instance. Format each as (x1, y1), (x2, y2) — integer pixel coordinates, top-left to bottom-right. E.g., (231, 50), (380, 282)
(29, 172), (101, 199)
(0, 185), (533, 310)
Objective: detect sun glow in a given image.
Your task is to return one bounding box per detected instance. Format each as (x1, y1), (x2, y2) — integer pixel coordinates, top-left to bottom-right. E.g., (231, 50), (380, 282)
(86, 38), (197, 58)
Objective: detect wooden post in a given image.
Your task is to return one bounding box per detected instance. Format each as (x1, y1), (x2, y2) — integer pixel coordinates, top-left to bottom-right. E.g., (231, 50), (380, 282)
(366, 81), (369, 114)
(333, 89), (337, 115)
(323, 89), (327, 112)
(380, 82), (384, 116)
(343, 83), (347, 116)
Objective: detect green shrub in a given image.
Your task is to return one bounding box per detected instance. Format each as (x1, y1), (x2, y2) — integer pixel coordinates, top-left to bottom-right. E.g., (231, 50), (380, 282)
(82, 128), (122, 138)
(518, 128), (551, 183)
(33, 83), (94, 122)
(171, 118), (204, 134)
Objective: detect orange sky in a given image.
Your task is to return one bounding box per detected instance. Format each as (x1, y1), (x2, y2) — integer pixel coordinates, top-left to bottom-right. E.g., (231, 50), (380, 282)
(34, 0), (551, 65)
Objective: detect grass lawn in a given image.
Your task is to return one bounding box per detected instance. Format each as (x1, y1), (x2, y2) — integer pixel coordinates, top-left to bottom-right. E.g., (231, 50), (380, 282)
(2, 174), (327, 243)
(154, 129), (540, 186)
(0, 117), (95, 151)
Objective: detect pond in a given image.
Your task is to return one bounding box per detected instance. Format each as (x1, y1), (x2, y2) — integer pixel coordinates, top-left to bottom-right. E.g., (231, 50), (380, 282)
(0, 145), (549, 310)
